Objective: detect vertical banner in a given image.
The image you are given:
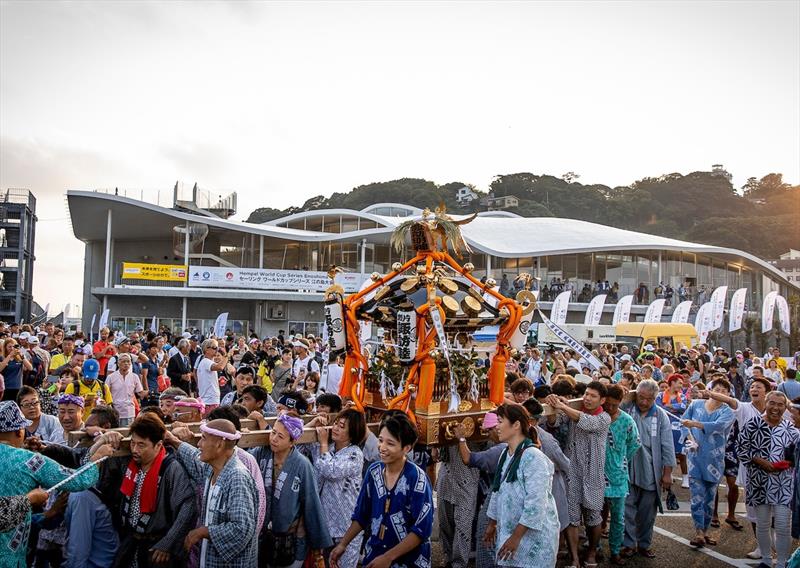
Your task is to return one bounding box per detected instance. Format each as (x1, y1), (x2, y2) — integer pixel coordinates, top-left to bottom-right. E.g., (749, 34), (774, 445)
(644, 298), (666, 323)
(671, 300), (693, 324)
(775, 295), (791, 335)
(89, 313), (97, 342)
(324, 300), (347, 352)
(612, 295), (634, 325)
(150, 316), (158, 332)
(584, 294), (607, 326)
(538, 310), (604, 371)
(728, 288), (748, 332)
(213, 312), (229, 338)
(98, 309), (110, 330)
(550, 290), (571, 325)
(359, 320), (373, 342)
(695, 302), (713, 343)
(709, 286), (728, 331)
(762, 290), (778, 333)
(395, 310), (418, 362)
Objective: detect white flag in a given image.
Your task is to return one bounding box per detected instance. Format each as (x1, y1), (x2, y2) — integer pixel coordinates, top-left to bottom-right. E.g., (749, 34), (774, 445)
(671, 301), (693, 324)
(762, 290), (778, 333)
(709, 286), (728, 331)
(728, 288), (748, 332)
(90, 313), (97, 330)
(213, 312), (229, 338)
(644, 299), (666, 323)
(42, 303), (50, 320)
(150, 316), (158, 332)
(584, 294), (606, 326)
(98, 309), (110, 330)
(775, 295), (791, 335)
(550, 290), (571, 325)
(695, 302), (714, 344)
(612, 295), (633, 325)
(359, 320), (373, 341)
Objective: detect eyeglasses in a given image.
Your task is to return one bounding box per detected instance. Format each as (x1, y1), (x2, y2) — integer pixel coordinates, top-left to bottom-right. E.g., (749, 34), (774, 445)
(20, 400), (40, 409)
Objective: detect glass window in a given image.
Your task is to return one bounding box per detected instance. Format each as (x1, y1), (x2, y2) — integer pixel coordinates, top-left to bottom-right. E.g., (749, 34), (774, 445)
(341, 217), (359, 233)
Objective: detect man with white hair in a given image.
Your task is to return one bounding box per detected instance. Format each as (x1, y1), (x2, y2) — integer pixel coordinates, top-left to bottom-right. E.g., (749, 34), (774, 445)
(620, 379), (677, 559)
(167, 338), (194, 396)
(105, 353), (146, 426)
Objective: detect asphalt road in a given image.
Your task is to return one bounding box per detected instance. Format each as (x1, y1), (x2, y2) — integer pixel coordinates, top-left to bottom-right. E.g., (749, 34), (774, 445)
(430, 476), (799, 567)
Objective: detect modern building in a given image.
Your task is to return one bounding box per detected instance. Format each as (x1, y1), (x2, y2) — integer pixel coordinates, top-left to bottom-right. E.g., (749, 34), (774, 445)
(481, 194), (519, 210)
(768, 249), (800, 284)
(455, 186), (479, 205)
(0, 189), (37, 323)
(66, 189), (798, 338)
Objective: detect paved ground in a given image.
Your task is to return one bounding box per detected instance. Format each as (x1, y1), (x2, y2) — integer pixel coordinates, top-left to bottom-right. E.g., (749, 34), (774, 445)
(430, 475), (799, 567)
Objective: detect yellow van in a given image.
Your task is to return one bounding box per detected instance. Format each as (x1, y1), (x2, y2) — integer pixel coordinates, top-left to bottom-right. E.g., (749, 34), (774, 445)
(614, 322), (699, 354)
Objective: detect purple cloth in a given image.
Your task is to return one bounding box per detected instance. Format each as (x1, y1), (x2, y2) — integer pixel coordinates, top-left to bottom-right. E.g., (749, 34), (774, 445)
(277, 414), (304, 440)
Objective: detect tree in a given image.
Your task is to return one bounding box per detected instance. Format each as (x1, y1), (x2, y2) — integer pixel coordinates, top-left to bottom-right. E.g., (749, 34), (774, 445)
(561, 172), (580, 184)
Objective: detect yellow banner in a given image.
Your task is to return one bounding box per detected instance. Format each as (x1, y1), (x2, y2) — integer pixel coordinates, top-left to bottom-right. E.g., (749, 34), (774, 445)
(122, 262), (187, 282)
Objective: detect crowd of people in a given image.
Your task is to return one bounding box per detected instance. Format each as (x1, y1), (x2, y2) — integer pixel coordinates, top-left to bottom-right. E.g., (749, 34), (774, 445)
(0, 317), (799, 568)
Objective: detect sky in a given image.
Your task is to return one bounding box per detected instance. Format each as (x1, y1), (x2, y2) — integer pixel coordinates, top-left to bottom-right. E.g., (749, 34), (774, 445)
(1, 0), (798, 316)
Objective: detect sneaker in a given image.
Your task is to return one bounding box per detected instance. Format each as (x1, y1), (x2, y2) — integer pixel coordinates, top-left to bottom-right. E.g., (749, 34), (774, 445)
(746, 547), (761, 560)
(681, 476), (690, 488)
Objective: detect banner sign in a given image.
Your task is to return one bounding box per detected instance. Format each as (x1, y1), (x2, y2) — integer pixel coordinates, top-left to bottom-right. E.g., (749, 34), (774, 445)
(213, 312), (229, 338)
(584, 294), (606, 326)
(762, 290), (778, 333)
(122, 262), (187, 282)
(671, 300), (693, 324)
(695, 302), (713, 344)
(612, 295), (633, 325)
(550, 290), (571, 325)
(728, 288), (747, 332)
(775, 295), (791, 335)
(644, 298), (666, 323)
(396, 310), (418, 362)
(98, 309), (110, 330)
(709, 286), (728, 331)
(188, 266), (364, 293)
(539, 310), (604, 371)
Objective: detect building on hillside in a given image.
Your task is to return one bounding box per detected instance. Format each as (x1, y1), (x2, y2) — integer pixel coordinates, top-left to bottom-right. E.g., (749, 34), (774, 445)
(66, 190), (798, 338)
(455, 186), (479, 205)
(482, 194), (519, 210)
(0, 189), (37, 324)
(768, 249), (800, 284)
(710, 164), (733, 182)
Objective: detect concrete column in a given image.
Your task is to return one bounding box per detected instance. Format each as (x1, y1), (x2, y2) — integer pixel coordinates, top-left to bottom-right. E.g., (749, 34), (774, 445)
(183, 221), (190, 331)
(487, 255), (492, 278)
(259, 235), (264, 269)
(103, 209), (112, 288)
(360, 238), (367, 274)
(181, 297), (187, 331)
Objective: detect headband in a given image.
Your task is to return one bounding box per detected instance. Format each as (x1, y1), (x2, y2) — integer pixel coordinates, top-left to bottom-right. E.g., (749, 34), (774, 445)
(200, 421), (242, 441)
(57, 394), (85, 408)
(276, 414), (304, 441)
(174, 399), (206, 415)
(482, 412), (499, 429)
(277, 394), (307, 414)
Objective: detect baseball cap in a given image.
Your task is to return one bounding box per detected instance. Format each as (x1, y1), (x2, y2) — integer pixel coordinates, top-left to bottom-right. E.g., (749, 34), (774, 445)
(82, 359), (100, 380)
(19, 331), (31, 341)
(643, 344), (655, 352)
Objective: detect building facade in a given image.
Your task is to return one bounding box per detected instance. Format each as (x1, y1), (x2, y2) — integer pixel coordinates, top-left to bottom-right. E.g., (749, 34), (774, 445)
(0, 189), (37, 323)
(67, 190), (798, 338)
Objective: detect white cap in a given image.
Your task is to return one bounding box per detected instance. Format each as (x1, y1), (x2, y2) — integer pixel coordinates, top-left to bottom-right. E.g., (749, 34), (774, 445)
(182, 331), (192, 339)
(620, 354), (633, 362)
(29, 336), (40, 345)
(643, 344), (655, 352)
(574, 373), (592, 384)
(19, 331), (31, 341)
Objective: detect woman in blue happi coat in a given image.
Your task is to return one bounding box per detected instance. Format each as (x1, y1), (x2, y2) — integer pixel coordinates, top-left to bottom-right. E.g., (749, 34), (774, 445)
(330, 412), (434, 568)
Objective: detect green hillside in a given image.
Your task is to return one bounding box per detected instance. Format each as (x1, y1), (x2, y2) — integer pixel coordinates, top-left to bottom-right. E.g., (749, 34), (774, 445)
(247, 172), (799, 259)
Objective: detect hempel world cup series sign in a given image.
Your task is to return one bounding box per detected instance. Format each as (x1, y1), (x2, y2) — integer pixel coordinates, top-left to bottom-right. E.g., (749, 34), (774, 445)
(188, 266), (365, 293)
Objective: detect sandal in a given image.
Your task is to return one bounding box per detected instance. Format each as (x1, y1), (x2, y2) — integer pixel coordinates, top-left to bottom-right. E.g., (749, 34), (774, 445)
(619, 547), (636, 558)
(710, 519), (720, 528)
(689, 537), (705, 548)
(724, 518), (744, 531)
(638, 548), (656, 558)
(704, 536), (717, 546)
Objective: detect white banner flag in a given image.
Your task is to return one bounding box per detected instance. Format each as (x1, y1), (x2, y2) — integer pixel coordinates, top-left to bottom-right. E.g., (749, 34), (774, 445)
(612, 295), (633, 325)
(359, 320), (373, 342)
(775, 295), (791, 335)
(671, 300), (693, 324)
(89, 313), (97, 331)
(762, 290), (778, 333)
(709, 286), (728, 331)
(728, 288), (748, 332)
(213, 312), (229, 338)
(539, 310), (604, 371)
(584, 294), (606, 326)
(644, 298), (666, 323)
(695, 302), (713, 343)
(98, 309), (110, 330)
(550, 290), (571, 325)
(150, 316), (158, 332)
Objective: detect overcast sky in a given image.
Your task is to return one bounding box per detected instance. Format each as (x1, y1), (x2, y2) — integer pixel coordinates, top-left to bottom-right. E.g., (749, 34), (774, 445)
(1, 0), (798, 317)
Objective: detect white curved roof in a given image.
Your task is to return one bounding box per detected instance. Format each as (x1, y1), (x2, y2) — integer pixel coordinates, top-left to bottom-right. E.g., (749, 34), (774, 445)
(65, 192), (797, 290)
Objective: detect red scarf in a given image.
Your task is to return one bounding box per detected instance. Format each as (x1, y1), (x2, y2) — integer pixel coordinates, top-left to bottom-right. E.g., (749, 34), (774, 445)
(582, 405), (604, 416)
(120, 446), (166, 514)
